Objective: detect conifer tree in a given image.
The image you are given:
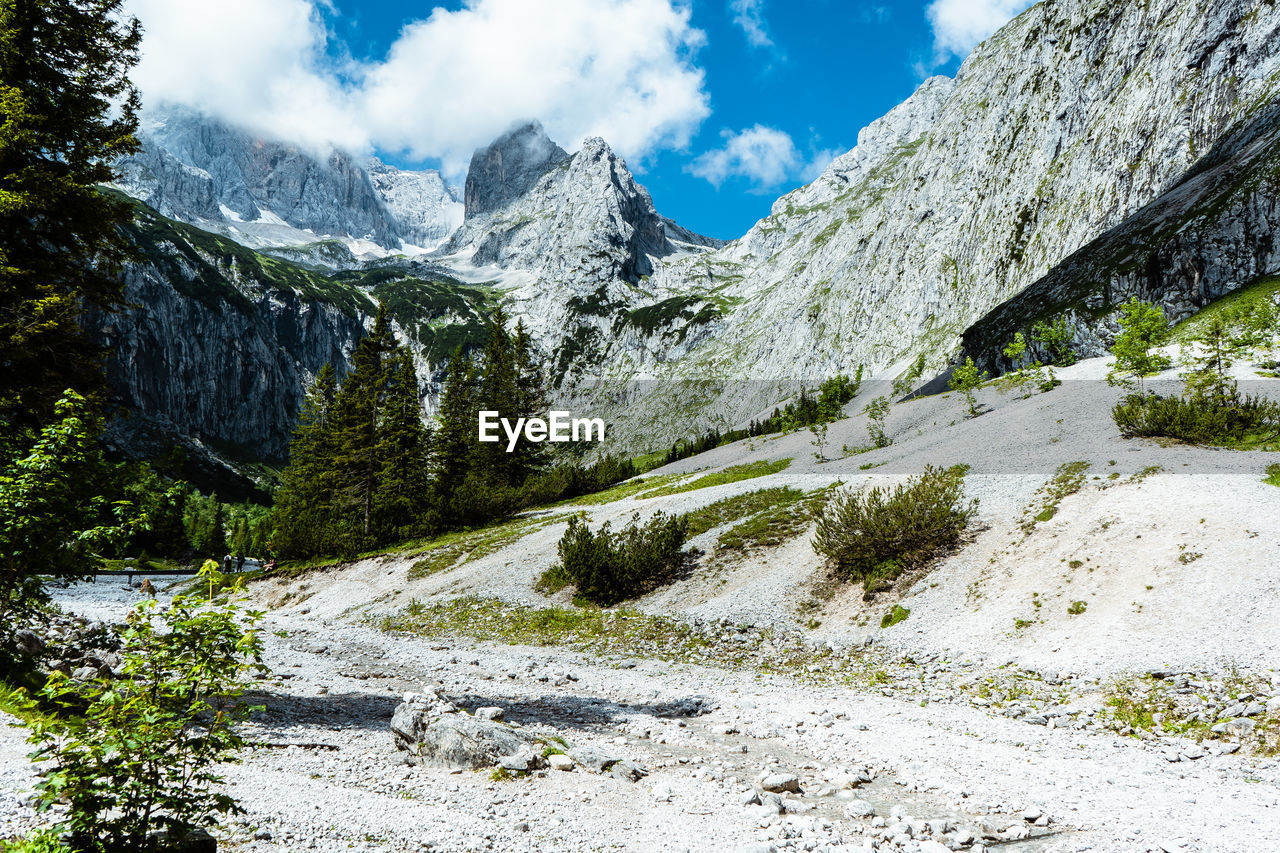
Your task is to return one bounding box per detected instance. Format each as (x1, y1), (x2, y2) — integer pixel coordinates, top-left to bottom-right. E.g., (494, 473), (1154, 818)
(475, 306), (519, 484)
(511, 319), (548, 481)
(373, 349), (433, 540)
(431, 347), (479, 523)
(329, 306), (396, 548)
(272, 364), (340, 557)
(0, 0), (142, 442)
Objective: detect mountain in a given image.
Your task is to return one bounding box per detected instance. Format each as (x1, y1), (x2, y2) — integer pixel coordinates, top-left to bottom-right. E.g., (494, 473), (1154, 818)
(114, 104), (463, 255)
(96, 0), (1280, 486)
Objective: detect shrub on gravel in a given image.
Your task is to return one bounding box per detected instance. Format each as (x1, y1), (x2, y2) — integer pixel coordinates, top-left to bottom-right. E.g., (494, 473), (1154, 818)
(812, 465), (976, 592)
(1112, 389), (1280, 447)
(880, 605), (910, 628)
(1265, 464), (1280, 488)
(555, 512), (688, 606)
(24, 594), (266, 853)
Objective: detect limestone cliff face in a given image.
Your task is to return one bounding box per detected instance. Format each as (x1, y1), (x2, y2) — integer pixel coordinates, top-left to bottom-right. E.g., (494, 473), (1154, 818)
(627, 0), (1280, 384)
(116, 105), (462, 253)
(962, 99), (1280, 369)
(462, 121), (569, 218)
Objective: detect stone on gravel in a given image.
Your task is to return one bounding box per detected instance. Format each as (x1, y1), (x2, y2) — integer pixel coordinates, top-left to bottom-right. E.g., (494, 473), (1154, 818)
(609, 760), (648, 782)
(391, 691), (539, 769)
(475, 706), (505, 721)
(498, 748), (541, 772)
(567, 745), (621, 772)
(846, 799), (875, 818)
(548, 753), (576, 771)
(760, 773), (800, 793)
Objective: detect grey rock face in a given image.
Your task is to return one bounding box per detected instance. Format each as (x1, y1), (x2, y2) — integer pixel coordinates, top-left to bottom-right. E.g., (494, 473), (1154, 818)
(367, 157), (463, 248)
(963, 99), (1280, 368)
(116, 105), (462, 253)
(462, 121), (568, 219)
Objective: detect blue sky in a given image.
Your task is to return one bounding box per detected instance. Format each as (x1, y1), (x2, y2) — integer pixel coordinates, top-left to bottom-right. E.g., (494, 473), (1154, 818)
(124, 0), (1034, 239)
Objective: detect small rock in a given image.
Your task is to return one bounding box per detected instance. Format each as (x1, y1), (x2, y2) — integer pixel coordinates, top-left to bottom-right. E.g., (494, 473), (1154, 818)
(475, 706), (504, 722)
(846, 799), (875, 818)
(760, 773), (800, 793)
(547, 753), (576, 772)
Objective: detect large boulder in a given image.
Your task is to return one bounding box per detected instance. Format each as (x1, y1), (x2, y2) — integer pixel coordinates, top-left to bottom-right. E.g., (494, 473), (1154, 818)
(391, 690), (540, 770)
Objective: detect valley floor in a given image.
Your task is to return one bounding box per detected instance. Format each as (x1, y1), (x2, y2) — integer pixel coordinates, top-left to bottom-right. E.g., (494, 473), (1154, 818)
(3, 357), (1280, 852)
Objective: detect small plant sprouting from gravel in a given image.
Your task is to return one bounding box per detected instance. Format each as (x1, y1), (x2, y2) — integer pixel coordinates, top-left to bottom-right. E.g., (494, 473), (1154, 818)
(1264, 463), (1280, 488)
(1067, 600), (1087, 615)
(1020, 461), (1090, 533)
(880, 605), (910, 628)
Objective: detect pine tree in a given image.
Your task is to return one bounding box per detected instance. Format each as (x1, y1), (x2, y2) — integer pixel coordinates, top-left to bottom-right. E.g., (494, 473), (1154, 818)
(329, 306), (396, 549)
(373, 349), (433, 540)
(0, 0), (142, 443)
(272, 364), (340, 558)
(431, 347), (479, 523)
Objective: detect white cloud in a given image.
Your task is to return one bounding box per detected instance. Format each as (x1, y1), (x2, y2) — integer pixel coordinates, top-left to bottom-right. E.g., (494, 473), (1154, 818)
(125, 0), (365, 155)
(925, 0), (1035, 65)
(729, 0), (772, 49)
(361, 0), (709, 173)
(124, 0), (710, 172)
(689, 125), (832, 192)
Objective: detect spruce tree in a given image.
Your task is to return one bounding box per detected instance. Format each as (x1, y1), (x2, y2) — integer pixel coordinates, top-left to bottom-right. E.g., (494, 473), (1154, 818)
(329, 306), (396, 549)
(0, 0), (142, 442)
(431, 347), (479, 523)
(475, 307), (519, 484)
(373, 349), (433, 540)
(272, 364), (339, 557)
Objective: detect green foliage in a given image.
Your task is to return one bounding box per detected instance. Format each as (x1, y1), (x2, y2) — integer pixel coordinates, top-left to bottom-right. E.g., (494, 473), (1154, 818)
(891, 353), (928, 398)
(555, 512), (688, 606)
(864, 396), (892, 448)
(812, 465), (976, 591)
(640, 459), (791, 498)
(1030, 315), (1078, 366)
(683, 487), (805, 538)
(715, 489), (828, 554)
(0, 393), (131, 650)
(1111, 389), (1280, 447)
(1265, 464), (1280, 488)
(880, 605), (910, 628)
(26, 594), (266, 853)
(0, 0), (141, 434)
(661, 370), (861, 466)
(1109, 298), (1171, 393)
(948, 358), (988, 418)
(1067, 600), (1087, 615)
(1, 829), (68, 853)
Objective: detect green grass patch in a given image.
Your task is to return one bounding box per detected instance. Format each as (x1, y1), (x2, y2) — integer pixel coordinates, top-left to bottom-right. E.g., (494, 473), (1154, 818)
(1265, 464), (1280, 488)
(1067, 600), (1087, 615)
(684, 487), (806, 538)
(408, 514), (569, 579)
(639, 459), (791, 499)
(1020, 461), (1090, 533)
(551, 472), (686, 507)
(1172, 275), (1280, 343)
(716, 488), (829, 554)
(880, 605), (910, 628)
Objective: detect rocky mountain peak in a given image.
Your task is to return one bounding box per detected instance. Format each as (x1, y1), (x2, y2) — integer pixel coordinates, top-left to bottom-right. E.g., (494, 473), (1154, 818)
(463, 120), (569, 219)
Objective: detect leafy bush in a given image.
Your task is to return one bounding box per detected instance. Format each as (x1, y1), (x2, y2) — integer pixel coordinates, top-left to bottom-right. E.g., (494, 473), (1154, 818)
(1111, 389), (1280, 446)
(1265, 464), (1280, 488)
(25, 594), (266, 853)
(864, 396), (892, 448)
(556, 512), (688, 606)
(880, 605), (910, 628)
(1, 830), (67, 853)
(1067, 600), (1087, 615)
(948, 358), (987, 418)
(1030, 315), (1078, 366)
(812, 465), (976, 591)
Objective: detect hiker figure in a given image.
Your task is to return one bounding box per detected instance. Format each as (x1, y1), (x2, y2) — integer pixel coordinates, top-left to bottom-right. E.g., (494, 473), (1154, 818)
(265, 558), (278, 572)
(223, 553), (234, 573)
(236, 552), (245, 572)
(140, 578), (156, 597)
